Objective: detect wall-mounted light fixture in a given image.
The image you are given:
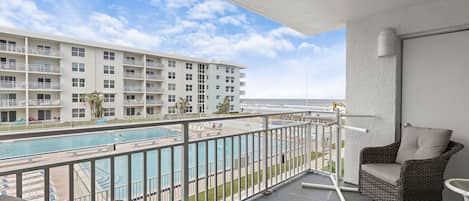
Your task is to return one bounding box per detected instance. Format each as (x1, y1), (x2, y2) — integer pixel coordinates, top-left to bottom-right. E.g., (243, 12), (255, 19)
(377, 28), (397, 57)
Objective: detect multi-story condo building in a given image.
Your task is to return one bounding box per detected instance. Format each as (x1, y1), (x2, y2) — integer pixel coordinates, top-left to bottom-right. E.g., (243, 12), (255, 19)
(0, 27), (245, 124)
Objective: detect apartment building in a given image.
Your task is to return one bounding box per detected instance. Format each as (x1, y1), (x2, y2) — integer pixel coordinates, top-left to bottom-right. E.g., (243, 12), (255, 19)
(0, 27), (245, 124)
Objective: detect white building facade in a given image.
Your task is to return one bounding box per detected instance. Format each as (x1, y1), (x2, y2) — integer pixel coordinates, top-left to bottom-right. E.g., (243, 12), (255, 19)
(0, 28), (245, 124)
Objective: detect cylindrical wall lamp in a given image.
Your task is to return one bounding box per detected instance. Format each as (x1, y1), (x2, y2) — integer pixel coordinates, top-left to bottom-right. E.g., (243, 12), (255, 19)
(377, 28), (397, 57)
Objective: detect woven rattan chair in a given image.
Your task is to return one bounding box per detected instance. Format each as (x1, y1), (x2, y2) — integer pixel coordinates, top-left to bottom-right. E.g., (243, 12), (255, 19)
(359, 141), (463, 201)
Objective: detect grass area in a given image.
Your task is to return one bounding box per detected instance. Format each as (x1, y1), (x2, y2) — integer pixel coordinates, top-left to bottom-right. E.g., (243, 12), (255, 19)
(322, 158), (344, 176)
(188, 151), (324, 201)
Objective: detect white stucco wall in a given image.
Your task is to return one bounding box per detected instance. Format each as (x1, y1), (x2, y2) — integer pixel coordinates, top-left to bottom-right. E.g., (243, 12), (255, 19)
(345, 0), (469, 190)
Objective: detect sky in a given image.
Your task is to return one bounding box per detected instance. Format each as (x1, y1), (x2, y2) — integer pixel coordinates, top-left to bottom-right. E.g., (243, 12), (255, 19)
(0, 0), (346, 99)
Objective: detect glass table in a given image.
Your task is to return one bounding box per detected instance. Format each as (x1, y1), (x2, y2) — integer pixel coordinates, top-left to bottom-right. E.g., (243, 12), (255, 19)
(446, 178), (469, 201)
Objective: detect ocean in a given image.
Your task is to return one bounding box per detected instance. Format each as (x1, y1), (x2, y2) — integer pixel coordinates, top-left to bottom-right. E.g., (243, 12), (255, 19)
(240, 98), (344, 113)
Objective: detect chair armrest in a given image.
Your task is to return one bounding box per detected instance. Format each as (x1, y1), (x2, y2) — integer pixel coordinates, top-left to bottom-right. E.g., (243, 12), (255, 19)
(399, 158), (449, 196)
(360, 142), (399, 164)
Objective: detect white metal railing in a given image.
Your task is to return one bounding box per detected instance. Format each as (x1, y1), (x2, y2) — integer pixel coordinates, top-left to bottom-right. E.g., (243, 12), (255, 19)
(0, 99), (25, 107)
(29, 82), (61, 90)
(147, 100), (164, 105)
(124, 73), (144, 79)
(147, 62), (164, 68)
(124, 99), (145, 105)
(0, 81), (25, 89)
(0, 111), (353, 201)
(146, 87), (164, 93)
(28, 63), (61, 73)
(125, 86), (144, 92)
(124, 59), (144, 66)
(28, 99), (61, 106)
(28, 47), (61, 57)
(146, 74), (163, 80)
(240, 72), (246, 78)
(0, 44), (25, 54)
(0, 62), (25, 71)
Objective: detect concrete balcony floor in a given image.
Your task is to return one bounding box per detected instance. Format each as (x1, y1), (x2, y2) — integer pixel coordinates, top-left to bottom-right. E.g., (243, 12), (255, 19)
(254, 173), (370, 201)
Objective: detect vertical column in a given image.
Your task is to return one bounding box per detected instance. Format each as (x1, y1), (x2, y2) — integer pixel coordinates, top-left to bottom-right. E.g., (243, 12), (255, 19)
(335, 109), (341, 184)
(143, 54), (147, 118)
(182, 122), (189, 201)
(263, 116), (269, 194)
(24, 37), (29, 125)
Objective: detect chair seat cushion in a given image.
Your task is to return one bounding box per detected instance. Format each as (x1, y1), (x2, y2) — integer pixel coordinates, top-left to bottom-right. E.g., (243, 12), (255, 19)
(395, 126), (452, 164)
(362, 163), (401, 185)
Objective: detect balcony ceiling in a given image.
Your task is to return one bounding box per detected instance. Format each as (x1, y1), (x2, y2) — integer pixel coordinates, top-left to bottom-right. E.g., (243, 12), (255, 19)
(229, 0), (435, 35)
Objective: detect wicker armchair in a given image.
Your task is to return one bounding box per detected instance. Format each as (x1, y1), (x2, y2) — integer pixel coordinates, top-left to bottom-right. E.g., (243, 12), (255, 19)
(359, 141), (463, 201)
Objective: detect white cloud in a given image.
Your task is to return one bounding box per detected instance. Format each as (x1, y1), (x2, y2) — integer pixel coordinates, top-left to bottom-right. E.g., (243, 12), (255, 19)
(187, 0), (237, 20)
(219, 14), (247, 26)
(270, 27), (305, 38)
(164, 0), (197, 8)
(298, 42), (322, 54)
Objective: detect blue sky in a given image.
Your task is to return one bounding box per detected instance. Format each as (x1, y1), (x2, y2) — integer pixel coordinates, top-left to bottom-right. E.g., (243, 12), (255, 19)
(0, 0), (345, 99)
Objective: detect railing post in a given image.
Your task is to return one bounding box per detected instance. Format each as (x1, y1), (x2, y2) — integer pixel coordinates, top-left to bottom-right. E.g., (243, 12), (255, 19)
(335, 108), (341, 184)
(263, 116), (270, 194)
(306, 112), (312, 171)
(182, 122), (190, 201)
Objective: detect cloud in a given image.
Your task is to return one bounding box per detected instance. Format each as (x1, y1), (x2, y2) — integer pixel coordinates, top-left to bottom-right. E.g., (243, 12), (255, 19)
(164, 0), (197, 8)
(219, 14), (248, 26)
(270, 27), (305, 38)
(187, 0), (237, 20)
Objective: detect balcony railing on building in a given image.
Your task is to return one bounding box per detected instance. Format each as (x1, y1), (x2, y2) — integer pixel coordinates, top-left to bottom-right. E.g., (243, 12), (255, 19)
(0, 99), (25, 107)
(124, 73), (144, 79)
(29, 82), (61, 90)
(147, 100), (164, 105)
(146, 74), (163, 80)
(0, 111), (340, 201)
(28, 47), (61, 57)
(124, 59), (144, 66)
(28, 64), (61, 73)
(124, 86), (144, 92)
(28, 99), (61, 106)
(124, 99), (145, 105)
(0, 81), (25, 89)
(240, 72), (246, 78)
(0, 44), (25, 54)
(147, 62), (164, 68)
(0, 62), (25, 71)
(146, 87), (164, 93)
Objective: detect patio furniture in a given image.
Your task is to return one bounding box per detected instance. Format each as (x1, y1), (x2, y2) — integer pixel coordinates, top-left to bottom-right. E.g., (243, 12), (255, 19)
(359, 126), (464, 201)
(445, 178), (469, 201)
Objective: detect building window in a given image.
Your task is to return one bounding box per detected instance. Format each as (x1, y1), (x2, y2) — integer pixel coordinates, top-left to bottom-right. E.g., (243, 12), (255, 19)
(168, 72), (176, 79)
(231, 68), (234, 74)
(72, 63), (85, 72)
(226, 76), (230, 83)
(186, 95), (192, 102)
(168, 95), (176, 102)
(104, 65), (115, 74)
(147, 107), (154, 115)
(216, 75), (220, 80)
(104, 51), (115, 60)
(71, 47), (85, 57)
(185, 84), (192, 91)
(230, 105), (234, 111)
(168, 60), (176, 67)
(216, 95), (220, 100)
(231, 86), (235, 92)
(72, 93), (85, 103)
(37, 110), (51, 120)
(187, 106), (193, 113)
(216, 65), (220, 70)
(216, 85), (220, 90)
(168, 106), (176, 114)
(103, 108), (115, 117)
(126, 107), (136, 116)
(168, 83), (176, 91)
(104, 80), (115, 88)
(185, 74), (192, 80)
(225, 86), (229, 92)
(0, 111), (16, 122)
(230, 96), (234, 101)
(104, 94), (115, 102)
(186, 63), (192, 69)
(72, 78), (85, 87)
(225, 67), (229, 73)
(72, 108), (85, 118)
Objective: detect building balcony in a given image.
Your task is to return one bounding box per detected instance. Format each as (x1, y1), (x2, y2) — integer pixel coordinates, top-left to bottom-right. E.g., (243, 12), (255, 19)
(28, 63), (61, 74)
(124, 73), (144, 79)
(124, 59), (144, 67)
(146, 74), (163, 81)
(146, 87), (164, 93)
(0, 44), (25, 55)
(240, 81), (246, 87)
(124, 99), (145, 106)
(28, 82), (61, 90)
(0, 62), (25, 72)
(0, 81), (25, 89)
(124, 86), (144, 92)
(28, 99), (61, 107)
(146, 100), (164, 105)
(28, 47), (61, 58)
(0, 99), (26, 107)
(240, 72), (246, 78)
(240, 90), (246, 95)
(146, 62), (164, 69)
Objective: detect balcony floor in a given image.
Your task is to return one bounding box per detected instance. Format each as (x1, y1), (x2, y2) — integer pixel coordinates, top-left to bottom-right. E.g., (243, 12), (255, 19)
(254, 173), (370, 201)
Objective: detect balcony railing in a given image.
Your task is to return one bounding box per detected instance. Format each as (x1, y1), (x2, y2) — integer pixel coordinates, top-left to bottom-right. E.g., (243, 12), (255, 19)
(147, 62), (164, 68)
(28, 48), (61, 57)
(28, 63), (61, 73)
(0, 81), (25, 89)
(0, 111), (351, 201)
(28, 99), (61, 106)
(124, 59), (144, 66)
(0, 62), (25, 71)
(29, 82), (61, 90)
(124, 73), (144, 79)
(0, 44), (25, 54)
(124, 86), (144, 92)
(240, 72), (246, 78)
(147, 100), (164, 105)
(124, 99), (145, 105)
(146, 74), (163, 80)
(146, 87), (164, 93)
(0, 99), (25, 107)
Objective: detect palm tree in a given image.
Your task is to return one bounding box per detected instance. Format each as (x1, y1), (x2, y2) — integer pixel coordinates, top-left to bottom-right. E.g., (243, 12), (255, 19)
(217, 96), (230, 114)
(81, 91), (104, 119)
(176, 97), (190, 114)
